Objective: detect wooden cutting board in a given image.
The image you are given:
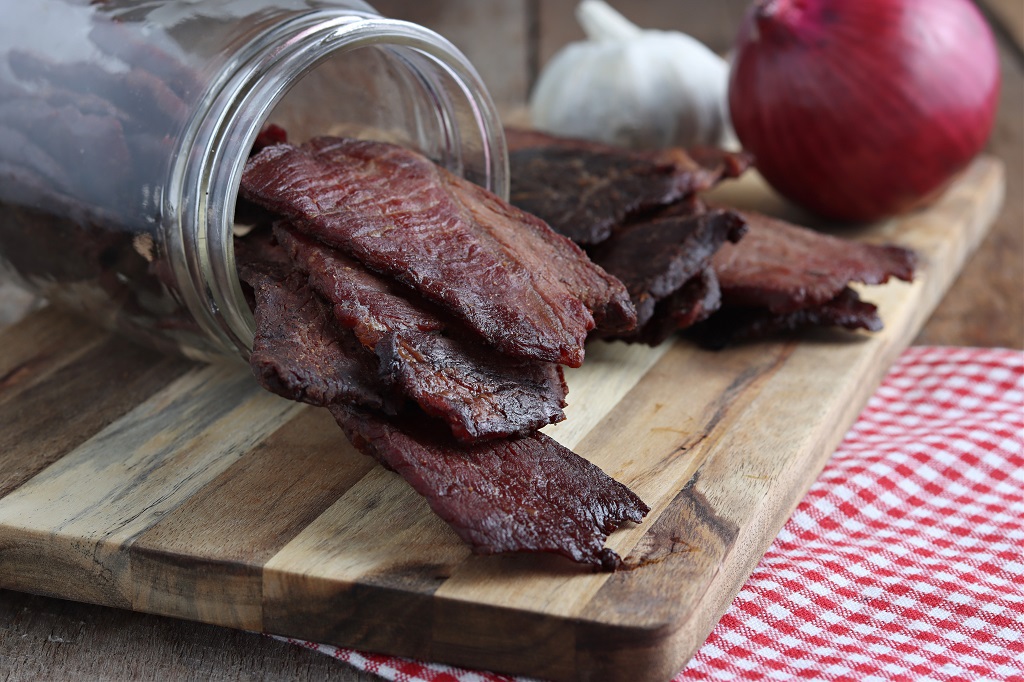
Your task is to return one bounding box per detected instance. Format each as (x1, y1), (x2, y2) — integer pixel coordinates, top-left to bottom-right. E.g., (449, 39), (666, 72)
(0, 158), (1004, 681)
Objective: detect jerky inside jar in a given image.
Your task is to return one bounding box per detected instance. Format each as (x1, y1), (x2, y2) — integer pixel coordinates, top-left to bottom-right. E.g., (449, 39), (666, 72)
(0, 0), (507, 361)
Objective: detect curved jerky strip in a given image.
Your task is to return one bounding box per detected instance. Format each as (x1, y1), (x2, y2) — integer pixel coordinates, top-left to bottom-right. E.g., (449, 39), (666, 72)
(377, 330), (567, 443)
(241, 139), (634, 366)
(306, 136), (635, 338)
(628, 268), (722, 346)
(711, 211), (917, 314)
(276, 224), (568, 443)
(275, 224), (446, 348)
(331, 404), (649, 570)
(241, 263), (392, 411)
(690, 287), (883, 349)
(505, 127), (752, 245)
(589, 198), (746, 328)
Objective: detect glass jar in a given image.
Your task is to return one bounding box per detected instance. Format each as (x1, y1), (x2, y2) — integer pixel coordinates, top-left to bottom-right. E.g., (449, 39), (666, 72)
(0, 0), (508, 361)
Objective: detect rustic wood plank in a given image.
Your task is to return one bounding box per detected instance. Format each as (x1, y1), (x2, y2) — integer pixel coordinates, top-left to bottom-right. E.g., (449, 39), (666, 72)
(0, 588), (374, 682)
(0, 336), (191, 498)
(130, 408), (376, 631)
(262, 463), (469, 658)
(0, 364), (303, 608)
(0, 306), (109, 403)
(545, 340), (671, 449)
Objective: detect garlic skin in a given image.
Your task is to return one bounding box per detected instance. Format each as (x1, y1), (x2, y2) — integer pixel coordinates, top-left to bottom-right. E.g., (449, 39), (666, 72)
(529, 0), (731, 150)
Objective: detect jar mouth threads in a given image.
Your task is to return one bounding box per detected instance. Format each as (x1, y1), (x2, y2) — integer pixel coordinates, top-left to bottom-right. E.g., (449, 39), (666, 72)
(172, 11), (508, 362)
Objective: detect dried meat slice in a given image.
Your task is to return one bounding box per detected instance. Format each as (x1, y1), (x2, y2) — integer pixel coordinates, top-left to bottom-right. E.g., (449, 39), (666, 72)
(711, 211), (916, 313)
(241, 138), (635, 367)
(241, 263), (392, 410)
(276, 224), (568, 442)
(275, 224), (446, 348)
(377, 330), (567, 443)
(691, 287), (883, 349)
(589, 198), (746, 328)
(331, 405), (649, 570)
(505, 127), (751, 244)
(630, 268), (723, 346)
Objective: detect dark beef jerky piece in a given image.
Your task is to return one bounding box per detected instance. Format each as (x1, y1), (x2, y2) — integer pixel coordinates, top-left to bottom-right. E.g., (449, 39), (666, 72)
(240, 264), (392, 410)
(306, 136), (635, 339)
(0, 98), (131, 203)
(331, 405), (649, 570)
(251, 124), (288, 156)
(9, 51), (188, 132)
(589, 198), (746, 328)
(234, 225), (290, 271)
(241, 138), (635, 366)
(377, 330), (567, 443)
(711, 211), (917, 314)
(88, 20), (201, 101)
(276, 225), (569, 442)
(691, 287), (883, 349)
(505, 127), (751, 245)
(275, 224), (446, 348)
(628, 268), (723, 346)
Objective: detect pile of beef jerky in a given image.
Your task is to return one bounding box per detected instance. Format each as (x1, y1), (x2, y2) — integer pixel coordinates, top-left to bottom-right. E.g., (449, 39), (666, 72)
(236, 128), (916, 571)
(237, 134), (647, 570)
(506, 129), (917, 348)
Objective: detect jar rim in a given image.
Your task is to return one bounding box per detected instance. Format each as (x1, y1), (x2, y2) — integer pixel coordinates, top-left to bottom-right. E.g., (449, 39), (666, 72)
(170, 9), (509, 362)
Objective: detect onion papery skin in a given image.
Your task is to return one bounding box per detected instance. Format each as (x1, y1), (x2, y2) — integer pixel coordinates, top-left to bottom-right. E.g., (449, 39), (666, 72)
(728, 0), (1000, 222)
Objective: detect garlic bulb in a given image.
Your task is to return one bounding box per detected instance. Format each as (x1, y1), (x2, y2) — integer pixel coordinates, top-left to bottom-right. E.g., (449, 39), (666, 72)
(529, 0), (731, 150)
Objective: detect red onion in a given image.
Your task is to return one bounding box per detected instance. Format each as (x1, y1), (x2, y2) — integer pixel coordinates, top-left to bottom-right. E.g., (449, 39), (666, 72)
(728, 0), (1000, 222)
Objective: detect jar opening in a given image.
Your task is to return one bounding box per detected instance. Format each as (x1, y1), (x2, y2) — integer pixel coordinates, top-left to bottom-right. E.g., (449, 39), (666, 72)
(174, 12), (508, 361)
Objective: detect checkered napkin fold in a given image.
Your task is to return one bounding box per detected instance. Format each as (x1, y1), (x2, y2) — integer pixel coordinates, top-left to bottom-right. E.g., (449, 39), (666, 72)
(278, 346), (1024, 682)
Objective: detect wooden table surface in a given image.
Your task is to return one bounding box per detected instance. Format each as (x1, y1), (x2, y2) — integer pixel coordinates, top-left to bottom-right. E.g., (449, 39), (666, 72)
(2, 2), (1021, 680)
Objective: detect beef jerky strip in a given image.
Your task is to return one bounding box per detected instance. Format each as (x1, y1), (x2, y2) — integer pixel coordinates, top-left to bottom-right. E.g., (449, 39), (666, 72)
(589, 198), (747, 329)
(690, 287), (883, 349)
(239, 262), (392, 411)
(505, 127), (751, 245)
(241, 138), (634, 367)
(0, 98), (131, 203)
(8, 50), (188, 132)
(711, 211), (917, 314)
(332, 404), (649, 570)
(276, 224), (568, 443)
(88, 20), (201, 101)
(629, 268), (723, 346)
(306, 136), (635, 337)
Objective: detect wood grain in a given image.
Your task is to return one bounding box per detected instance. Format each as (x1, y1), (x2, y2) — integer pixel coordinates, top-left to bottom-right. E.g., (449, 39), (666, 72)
(0, 157), (1004, 681)
(0, 364), (302, 607)
(130, 408), (376, 631)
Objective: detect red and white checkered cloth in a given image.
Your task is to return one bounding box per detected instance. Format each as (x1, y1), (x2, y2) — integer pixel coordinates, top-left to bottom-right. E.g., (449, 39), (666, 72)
(279, 346), (1024, 682)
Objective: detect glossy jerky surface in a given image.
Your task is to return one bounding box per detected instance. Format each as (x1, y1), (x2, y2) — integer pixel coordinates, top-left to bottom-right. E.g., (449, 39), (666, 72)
(276, 225), (569, 442)
(240, 264), (389, 411)
(505, 128), (751, 245)
(377, 330), (567, 444)
(589, 200), (746, 329)
(632, 268), (723, 346)
(240, 138), (635, 367)
(711, 211), (917, 313)
(692, 287), (883, 349)
(332, 405), (649, 570)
